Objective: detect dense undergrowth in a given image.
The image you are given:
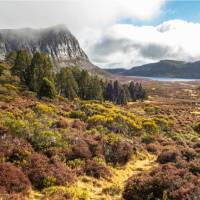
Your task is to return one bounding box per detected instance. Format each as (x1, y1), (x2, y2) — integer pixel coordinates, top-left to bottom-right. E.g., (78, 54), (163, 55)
(0, 60), (199, 199)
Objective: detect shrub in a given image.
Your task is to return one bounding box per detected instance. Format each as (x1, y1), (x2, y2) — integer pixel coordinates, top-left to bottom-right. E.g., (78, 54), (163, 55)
(189, 160), (200, 175)
(71, 139), (92, 160)
(38, 77), (56, 99)
(0, 125), (33, 165)
(84, 160), (111, 179)
(24, 153), (75, 190)
(0, 162), (31, 195)
(42, 186), (72, 199)
(144, 106), (160, 115)
(72, 119), (86, 130)
(123, 163), (200, 200)
(193, 123), (200, 134)
(30, 130), (66, 152)
(157, 150), (180, 164)
(34, 102), (54, 115)
(141, 134), (156, 144)
(154, 116), (173, 132)
(103, 137), (133, 165)
(181, 148), (197, 162)
(146, 143), (161, 154)
(67, 159), (85, 171)
(53, 117), (70, 129)
(70, 110), (87, 120)
(85, 136), (103, 158)
(142, 120), (159, 134)
(43, 185), (89, 200)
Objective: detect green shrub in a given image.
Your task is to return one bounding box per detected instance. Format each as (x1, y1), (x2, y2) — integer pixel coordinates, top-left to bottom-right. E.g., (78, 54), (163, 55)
(141, 134), (156, 144)
(34, 102), (54, 115)
(40, 176), (57, 189)
(142, 120), (159, 134)
(193, 122), (200, 134)
(154, 116), (173, 132)
(144, 106), (160, 115)
(70, 110), (87, 120)
(38, 77), (56, 99)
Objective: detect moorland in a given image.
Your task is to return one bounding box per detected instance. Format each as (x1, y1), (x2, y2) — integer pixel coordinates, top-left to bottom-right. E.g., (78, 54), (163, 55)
(0, 51), (200, 200)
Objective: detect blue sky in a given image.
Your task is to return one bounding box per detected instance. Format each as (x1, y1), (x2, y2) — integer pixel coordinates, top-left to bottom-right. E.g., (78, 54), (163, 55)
(119, 1), (200, 26)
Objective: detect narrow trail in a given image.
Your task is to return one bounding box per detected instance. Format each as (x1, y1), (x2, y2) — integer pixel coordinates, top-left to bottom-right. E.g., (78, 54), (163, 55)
(75, 153), (157, 200)
(28, 153), (157, 200)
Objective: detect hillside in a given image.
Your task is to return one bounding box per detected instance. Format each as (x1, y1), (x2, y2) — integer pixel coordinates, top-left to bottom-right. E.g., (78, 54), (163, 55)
(0, 25), (105, 75)
(0, 56), (200, 199)
(107, 60), (200, 78)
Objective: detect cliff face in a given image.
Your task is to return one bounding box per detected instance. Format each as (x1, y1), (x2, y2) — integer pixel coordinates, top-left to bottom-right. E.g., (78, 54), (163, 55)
(0, 25), (102, 73)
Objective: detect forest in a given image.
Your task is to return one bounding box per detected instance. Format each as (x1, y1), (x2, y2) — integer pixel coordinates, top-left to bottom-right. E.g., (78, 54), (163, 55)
(6, 50), (146, 105)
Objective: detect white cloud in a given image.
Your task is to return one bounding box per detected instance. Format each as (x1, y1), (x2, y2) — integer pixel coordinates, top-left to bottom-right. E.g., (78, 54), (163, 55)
(4, 1), (200, 69)
(84, 20), (200, 68)
(0, 0), (165, 32)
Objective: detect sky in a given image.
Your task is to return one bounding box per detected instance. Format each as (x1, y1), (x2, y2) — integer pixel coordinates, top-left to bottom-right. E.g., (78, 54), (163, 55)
(1, 0), (200, 68)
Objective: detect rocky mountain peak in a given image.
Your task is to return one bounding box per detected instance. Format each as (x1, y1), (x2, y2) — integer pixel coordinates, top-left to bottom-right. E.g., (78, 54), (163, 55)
(0, 25), (101, 72)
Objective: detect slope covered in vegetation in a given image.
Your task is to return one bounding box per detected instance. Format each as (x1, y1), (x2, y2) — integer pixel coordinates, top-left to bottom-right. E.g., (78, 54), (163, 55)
(0, 55), (199, 200)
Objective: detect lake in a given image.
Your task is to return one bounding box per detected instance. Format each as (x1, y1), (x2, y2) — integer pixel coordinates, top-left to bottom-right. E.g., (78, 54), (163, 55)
(132, 76), (200, 82)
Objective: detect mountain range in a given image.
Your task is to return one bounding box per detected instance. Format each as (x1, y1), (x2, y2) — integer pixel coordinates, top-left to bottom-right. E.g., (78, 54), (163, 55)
(0, 25), (104, 74)
(106, 60), (200, 79)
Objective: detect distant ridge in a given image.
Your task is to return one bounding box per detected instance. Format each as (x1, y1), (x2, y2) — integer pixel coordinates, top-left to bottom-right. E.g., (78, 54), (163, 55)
(105, 60), (200, 79)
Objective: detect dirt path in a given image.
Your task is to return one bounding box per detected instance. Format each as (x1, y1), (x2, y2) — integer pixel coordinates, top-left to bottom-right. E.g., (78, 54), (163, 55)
(28, 153), (157, 200)
(75, 153), (157, 200)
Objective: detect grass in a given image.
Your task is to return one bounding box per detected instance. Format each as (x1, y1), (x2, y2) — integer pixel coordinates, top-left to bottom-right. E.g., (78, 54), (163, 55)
(68, 152), (157, 200)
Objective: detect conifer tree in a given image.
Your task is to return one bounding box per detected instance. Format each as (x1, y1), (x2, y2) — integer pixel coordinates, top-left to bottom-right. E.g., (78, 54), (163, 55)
(12, 50), (31, 84)
(0, 64), (4, 76)
(117, 87), (128, 105)
(104, 81), (113, 101)
(27, 52), (53, 92)
(87, 76), (103, 100)
(38, 77), (56, 99)
(56, 68), (78, 100)
(6, 51), (17, 66)
(78, 70), (91, 100)
(70, 67), (82, 84)
(128, 81), (136, 101)
(113, 80), (121, 103)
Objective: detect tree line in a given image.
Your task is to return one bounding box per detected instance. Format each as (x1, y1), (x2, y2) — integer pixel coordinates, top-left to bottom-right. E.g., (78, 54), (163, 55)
(6, 50), (147, 105)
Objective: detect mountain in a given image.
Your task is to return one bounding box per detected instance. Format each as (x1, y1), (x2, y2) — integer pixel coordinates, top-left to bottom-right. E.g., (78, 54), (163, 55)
(106, 60), (200, 78)
(0, 25), (104, 74)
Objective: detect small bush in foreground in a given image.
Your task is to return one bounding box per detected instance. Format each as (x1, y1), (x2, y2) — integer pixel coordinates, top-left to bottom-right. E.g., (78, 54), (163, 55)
(84, 160), (111, 179)
(123, 163), (200, 200)
(24, 153), (75, 190)
(0, 162), (31, 195)
(157, 150), (180, 164)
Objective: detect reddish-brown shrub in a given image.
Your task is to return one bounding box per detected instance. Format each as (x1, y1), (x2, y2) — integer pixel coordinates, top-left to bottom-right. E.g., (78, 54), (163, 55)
(123, 163), (200, 200)
(0, 127), (33, 165)
(104, 140), (133, 165)
(189, 160), (200, 175)
(70, 139), (92, 160)
(24, 153), (75, 190)
(53, 117), (70, 128)
(85, 136), (103, 158)
(157, 150), (180, 164)
(0, 162), (31, 194)
(0, 125), (10, 136)
(84, 160), (111, 179)
(146, 143), (161, 154)
(72, 119), (86, 130)
(181, 148), (197, 162)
